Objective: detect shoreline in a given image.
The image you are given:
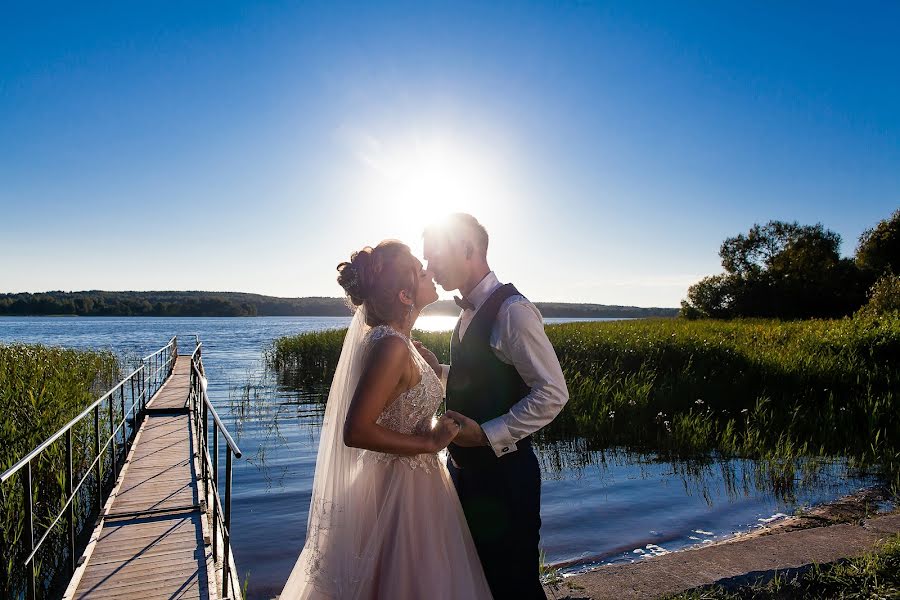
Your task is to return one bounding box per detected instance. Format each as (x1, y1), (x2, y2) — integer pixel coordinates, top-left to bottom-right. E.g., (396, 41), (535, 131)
(550, 486), (898, 599)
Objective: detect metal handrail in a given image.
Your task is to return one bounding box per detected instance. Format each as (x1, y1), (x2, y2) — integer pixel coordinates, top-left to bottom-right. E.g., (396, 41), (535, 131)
(187, 341), (242, 599)
(144, 336), (177, 402)
(141, 336), (176, 362)
(197, 375), (242, 459)
(0, 366), (143, 484)
(1, 338), (177, 600)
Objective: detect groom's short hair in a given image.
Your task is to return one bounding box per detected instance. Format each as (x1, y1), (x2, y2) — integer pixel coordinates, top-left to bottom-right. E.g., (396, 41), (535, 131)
(424, 213), (489, 258)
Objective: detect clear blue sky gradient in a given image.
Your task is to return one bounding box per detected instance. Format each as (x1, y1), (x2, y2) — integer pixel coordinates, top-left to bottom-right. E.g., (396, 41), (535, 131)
(2, 2), (898, 306)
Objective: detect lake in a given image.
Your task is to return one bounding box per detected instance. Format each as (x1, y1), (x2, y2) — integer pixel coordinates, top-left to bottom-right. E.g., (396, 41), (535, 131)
(0, 316), (879, 599)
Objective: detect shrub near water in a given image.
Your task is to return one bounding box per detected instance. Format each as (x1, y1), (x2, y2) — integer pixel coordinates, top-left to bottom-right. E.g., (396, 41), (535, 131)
(269, 315), (900, 489)
(1, 344), (119, 599)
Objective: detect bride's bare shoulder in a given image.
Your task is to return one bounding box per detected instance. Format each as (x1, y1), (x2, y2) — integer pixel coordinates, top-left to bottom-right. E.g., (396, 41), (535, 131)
(360, 331), (411, 382)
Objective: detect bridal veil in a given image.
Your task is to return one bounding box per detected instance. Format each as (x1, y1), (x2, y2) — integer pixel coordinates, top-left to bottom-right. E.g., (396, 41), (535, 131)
(281, 306), (371, 598)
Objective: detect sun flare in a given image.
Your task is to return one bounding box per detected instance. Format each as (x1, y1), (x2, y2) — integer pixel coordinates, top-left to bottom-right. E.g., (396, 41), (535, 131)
(355, 133), (507, 230)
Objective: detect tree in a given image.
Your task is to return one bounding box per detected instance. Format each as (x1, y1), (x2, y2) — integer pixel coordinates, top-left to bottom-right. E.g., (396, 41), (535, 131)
(719, 221), (841, 278)
(682, 220), (867, 319)
(681, 274), (740, 319)
(856, 208), (900, 276)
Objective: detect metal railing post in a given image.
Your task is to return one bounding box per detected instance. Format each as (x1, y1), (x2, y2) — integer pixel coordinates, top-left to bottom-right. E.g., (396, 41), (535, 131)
(24, 460), (36, 600)
(94, 405), (102, 512)
(109, 397), (117, 477)
(202, 401), (209, 498)
(120, 386), (126, 447)
(223, 450), (233, 599)
(130, 376), (137, 433)
(212, 431), (219, 562)
(66, 428), (75, 575)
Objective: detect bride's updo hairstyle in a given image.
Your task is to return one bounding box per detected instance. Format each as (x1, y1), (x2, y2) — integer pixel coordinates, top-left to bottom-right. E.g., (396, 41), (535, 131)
(337, 240), (420, 327)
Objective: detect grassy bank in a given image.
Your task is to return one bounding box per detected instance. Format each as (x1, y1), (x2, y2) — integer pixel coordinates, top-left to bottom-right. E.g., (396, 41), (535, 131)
(667, 533), (900, 599)
(1, 344), (120, 599)
(269, 314), (900, 491)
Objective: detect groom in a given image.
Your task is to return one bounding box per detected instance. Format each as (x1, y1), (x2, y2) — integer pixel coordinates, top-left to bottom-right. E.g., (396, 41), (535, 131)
(422, 213), (569, 600)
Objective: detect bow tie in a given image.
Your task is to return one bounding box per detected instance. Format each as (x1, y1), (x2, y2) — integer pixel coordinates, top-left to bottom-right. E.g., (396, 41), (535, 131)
(454, 295), (475, 311)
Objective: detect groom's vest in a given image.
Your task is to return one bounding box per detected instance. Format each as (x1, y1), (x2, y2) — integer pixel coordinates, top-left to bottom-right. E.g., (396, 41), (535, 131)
(446, 283), (532, 468)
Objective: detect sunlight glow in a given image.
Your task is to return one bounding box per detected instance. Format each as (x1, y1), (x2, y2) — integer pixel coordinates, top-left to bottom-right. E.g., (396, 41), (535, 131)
(413, 315), (459, 332)
(353, 132), (508, 233)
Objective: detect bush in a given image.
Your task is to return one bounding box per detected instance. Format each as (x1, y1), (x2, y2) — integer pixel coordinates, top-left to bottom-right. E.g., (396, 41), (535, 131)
(858, 273), (900, 317)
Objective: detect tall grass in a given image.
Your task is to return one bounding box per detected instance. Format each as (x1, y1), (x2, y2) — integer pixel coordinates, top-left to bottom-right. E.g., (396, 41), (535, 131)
(267, 328), (349, 386)
(543, 315), (899, 488)
(1, 344), (120, 600)
(268, 314), (900, 491)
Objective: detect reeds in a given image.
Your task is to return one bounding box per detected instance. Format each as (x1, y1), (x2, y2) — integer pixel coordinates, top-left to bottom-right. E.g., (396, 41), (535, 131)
(1, 344), (120, 599)
(542, 315), (898, 481)
(269, 313), (900, 491)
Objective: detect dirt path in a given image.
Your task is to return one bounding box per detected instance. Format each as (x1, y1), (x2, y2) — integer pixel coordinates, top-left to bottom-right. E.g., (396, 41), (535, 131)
(549, 503), (899, 600)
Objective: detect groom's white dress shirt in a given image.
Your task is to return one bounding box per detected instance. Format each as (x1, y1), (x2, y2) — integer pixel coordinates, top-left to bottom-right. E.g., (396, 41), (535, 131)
(441, 271), (569, 457)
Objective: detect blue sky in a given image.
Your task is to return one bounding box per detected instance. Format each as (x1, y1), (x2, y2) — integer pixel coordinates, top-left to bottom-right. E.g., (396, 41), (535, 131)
(1, 2), (898, 307)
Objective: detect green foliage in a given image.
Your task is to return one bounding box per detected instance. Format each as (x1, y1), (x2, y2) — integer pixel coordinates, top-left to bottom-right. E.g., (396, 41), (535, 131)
(544, 317), (897, 464)
(267, 326), (454, 387)
(857, 272), (900, 317)
(667, 534), (900, 599)
(267, 327), (349, 385)
(856, 207), (900, 276)
(719, 221), (841, 278)
(682, 220), (874, 320)
(539, 548), (564, 591)
(0, 345), (120, 599)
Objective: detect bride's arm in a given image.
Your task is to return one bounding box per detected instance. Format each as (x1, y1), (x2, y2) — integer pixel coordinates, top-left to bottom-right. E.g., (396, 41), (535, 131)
(343, 335), (459, 455)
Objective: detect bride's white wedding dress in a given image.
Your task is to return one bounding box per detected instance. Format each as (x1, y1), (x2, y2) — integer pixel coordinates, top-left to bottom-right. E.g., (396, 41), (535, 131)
(280, 317), (492, 599)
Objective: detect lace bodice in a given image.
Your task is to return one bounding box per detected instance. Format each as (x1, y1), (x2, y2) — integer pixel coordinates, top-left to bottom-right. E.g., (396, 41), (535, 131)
(359, 325), (444, 472)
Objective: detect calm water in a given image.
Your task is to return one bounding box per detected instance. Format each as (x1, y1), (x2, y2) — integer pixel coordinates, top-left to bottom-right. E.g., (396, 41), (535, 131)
(0, 316), (879, 599)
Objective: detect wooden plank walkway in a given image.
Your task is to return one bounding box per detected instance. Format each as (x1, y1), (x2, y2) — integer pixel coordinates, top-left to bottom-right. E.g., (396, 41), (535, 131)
(65, 356), (219, 600)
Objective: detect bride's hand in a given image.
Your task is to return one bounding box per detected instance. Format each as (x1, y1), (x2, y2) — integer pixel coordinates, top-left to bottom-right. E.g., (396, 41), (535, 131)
(412, 340), (441, 376)
(428, 415), (461, 452)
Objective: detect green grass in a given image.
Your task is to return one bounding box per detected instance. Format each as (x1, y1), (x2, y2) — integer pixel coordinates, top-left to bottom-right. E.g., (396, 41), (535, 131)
(268, 313), (900, 492)
(1, 344), (120, 599)
(543, 314), (899, 493)
(666, 534), (900, 599)
(267, 327), (350, 385)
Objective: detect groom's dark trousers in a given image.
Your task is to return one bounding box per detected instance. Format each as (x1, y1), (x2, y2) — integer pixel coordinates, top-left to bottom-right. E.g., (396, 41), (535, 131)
(446, 284), (547, 600)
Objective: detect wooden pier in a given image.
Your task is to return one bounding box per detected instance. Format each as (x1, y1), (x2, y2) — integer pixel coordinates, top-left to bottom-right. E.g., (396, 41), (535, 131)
(63, 355), (226, 600)
(2, 337), (242, 600)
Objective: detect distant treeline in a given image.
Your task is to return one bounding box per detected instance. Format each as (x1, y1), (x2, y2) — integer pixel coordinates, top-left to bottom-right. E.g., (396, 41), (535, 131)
(0, 290), (678, 319)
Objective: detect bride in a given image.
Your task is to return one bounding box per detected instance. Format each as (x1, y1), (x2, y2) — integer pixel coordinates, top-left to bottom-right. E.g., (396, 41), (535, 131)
(280, 240), (493, 599)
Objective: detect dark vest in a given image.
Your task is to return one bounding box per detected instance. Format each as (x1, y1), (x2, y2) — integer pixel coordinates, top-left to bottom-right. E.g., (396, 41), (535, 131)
(447, 283), (531, 467)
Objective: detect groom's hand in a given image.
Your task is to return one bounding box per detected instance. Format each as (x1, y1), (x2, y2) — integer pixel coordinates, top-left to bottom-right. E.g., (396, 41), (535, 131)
(444, 410), (489, 447)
